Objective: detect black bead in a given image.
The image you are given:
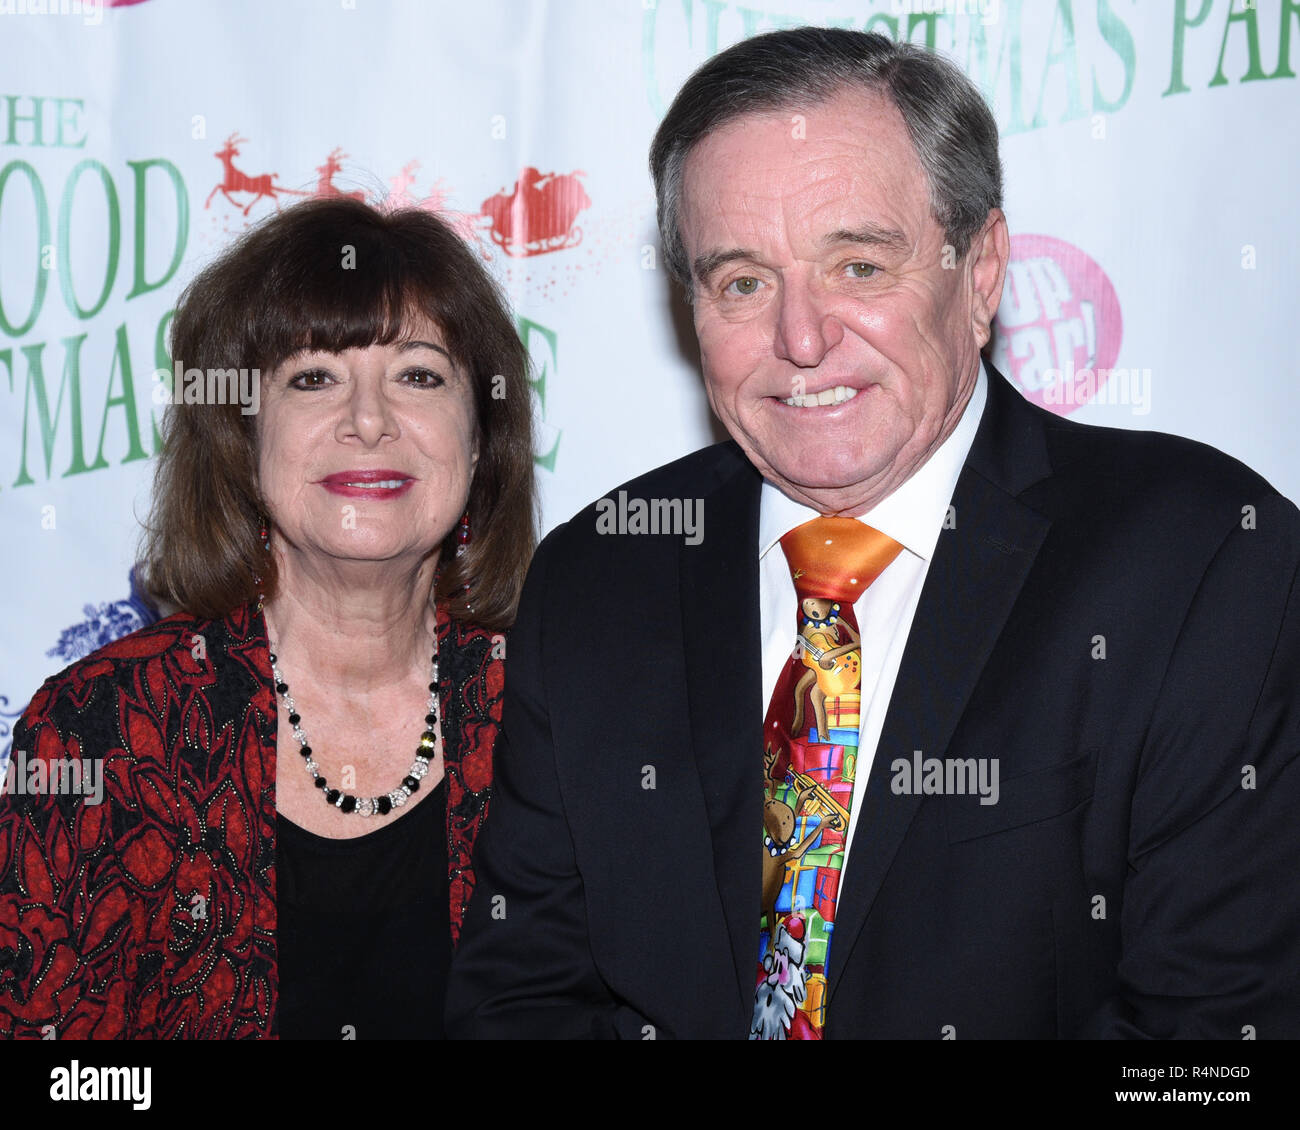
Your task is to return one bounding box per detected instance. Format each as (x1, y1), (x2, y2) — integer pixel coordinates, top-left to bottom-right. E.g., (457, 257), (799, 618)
(420, 730), (436, 743)
(326, 789), (340, 805)
(268, 652), (276, 663)
(276, 682), (288, 694)
(425, 713), (436, 726)
(428, 682), (437, 692)
(340, 795), (356, 814)
(376, 796), (392, 815)
(314, 777), (326, 789)
(300, 745), (312, 757)
(288, 712), (300, 726)
(403, 776), (419, 793)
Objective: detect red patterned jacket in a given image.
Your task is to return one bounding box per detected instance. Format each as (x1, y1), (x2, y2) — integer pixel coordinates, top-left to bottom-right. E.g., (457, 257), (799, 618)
(0, 601), (501, 1039)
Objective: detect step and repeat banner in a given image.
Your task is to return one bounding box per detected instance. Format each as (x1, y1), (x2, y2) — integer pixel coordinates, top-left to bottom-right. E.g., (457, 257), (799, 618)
(2, 0), (1297, 744)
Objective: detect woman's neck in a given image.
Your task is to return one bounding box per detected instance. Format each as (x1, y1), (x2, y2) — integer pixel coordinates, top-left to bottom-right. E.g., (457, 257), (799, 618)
(261, 552), (440, 691)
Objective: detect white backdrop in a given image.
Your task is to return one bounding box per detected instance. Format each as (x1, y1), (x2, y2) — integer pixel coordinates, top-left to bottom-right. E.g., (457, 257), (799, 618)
(2, 0), (1298, 747)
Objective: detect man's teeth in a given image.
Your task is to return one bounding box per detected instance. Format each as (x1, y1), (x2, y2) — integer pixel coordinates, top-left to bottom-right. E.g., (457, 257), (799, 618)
(782, 385), (860, 408)
(345, 480), (406, 489)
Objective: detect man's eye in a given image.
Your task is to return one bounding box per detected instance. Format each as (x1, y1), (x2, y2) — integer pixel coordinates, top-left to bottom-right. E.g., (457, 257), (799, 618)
(845, 262), (877, 279)
(289, 368), (332, 389)
(726, 276), (761, 296)
(401, 367), (444, 387)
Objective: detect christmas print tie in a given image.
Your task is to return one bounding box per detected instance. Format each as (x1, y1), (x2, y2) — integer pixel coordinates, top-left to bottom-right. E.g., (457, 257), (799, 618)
(751, 516), (903, 1040)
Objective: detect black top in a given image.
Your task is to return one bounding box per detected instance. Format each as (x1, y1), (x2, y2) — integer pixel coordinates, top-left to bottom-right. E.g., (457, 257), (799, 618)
(276, 779), (449, 1040)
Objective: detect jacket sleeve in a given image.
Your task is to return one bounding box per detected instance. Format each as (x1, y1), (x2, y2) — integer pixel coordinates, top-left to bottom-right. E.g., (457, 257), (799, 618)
(1081, 495), (1300, 1038)
(0, 691), (128, 1040)
(445, 525), (620, 1038)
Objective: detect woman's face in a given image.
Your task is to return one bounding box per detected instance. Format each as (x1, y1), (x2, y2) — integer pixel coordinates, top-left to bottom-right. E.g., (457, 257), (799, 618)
(256, 314), (478, 575)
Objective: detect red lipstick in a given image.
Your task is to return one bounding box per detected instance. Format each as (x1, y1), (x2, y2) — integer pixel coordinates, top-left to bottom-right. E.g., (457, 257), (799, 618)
(318, 470), (415, 499)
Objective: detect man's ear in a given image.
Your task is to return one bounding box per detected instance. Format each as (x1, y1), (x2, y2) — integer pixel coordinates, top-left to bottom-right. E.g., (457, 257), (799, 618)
(969, 208), (1010, 351)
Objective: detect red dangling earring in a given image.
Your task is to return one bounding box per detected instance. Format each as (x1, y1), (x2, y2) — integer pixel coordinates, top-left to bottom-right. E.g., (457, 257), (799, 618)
(254, 515), (271, 614)
(456, 510), (474, 616)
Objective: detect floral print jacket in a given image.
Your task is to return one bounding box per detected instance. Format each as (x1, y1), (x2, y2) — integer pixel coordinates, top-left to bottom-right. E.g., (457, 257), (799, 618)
(0, 601), (500, 1038)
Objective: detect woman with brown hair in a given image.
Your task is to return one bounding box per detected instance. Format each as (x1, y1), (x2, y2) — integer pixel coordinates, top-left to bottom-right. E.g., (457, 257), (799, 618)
(0, 197), (535, 1039)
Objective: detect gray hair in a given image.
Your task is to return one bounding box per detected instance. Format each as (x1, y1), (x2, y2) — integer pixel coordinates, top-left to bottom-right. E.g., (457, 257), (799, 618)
(649, 27), (1003, 299)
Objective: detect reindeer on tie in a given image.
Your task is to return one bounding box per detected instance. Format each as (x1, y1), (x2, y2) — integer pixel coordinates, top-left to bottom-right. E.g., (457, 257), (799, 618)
(205, 134), (305, 215)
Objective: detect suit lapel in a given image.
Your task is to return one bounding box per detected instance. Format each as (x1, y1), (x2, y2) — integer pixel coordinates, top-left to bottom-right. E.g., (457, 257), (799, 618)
(679, 445), (766, 1018)
(826, 366), (1056, 1003)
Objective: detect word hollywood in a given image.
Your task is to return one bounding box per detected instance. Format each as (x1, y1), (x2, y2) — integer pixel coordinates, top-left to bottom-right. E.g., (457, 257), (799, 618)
(50, 1062), (150, 1110)
(153, 361), (261, 415)
(891, 751), (1000, 806)
(595, 490), (704, 545)
(2, 749), (105, 805)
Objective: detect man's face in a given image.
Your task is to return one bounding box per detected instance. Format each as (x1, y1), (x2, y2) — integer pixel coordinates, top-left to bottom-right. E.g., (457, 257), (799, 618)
(679, 86), (1007, 515)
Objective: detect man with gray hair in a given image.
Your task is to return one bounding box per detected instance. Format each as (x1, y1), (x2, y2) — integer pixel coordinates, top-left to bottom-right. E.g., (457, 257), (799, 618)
(448, 28), (1300, 1039)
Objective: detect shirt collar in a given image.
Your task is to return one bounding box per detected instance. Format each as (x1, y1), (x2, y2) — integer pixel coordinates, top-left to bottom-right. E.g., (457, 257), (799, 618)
(758, 357), (989, 563)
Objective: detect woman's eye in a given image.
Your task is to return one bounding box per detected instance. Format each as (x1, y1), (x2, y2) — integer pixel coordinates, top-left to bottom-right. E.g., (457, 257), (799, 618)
(289, 368), (332, 389)
(726, 276), (761, 297)
(845, 262), (877, 279)
(401, 367), (444, 387)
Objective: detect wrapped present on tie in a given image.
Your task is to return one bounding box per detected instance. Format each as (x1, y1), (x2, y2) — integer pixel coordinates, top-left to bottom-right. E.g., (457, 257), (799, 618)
(792, 741), (844, 783)
(802, 912), (831, 968)
(775, 853), (819, 916)
(814, 867), (840, 922)
(824, 691), (861, 729)
(800, 973), (829, 1027)
(809, 727), (859, 749)
(803, 834), (845, 866)
(827, 780), (853, 813)
(795, 738), (847, 785)
(843, 748), (857, 783)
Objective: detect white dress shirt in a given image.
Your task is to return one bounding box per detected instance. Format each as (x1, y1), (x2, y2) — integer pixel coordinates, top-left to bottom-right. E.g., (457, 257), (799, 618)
(757, 360), (989, 883)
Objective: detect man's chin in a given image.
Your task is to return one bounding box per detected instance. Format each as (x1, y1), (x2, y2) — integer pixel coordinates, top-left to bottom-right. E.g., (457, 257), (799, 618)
(759, 465), (892, 513)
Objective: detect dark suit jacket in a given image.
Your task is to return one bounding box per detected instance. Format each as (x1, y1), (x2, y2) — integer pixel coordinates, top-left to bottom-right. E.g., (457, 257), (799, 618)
(447, 365), (1300, 1039)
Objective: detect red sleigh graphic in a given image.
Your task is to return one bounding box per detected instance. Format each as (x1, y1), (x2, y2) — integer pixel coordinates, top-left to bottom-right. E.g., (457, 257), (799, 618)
(480, 167), (590, 258)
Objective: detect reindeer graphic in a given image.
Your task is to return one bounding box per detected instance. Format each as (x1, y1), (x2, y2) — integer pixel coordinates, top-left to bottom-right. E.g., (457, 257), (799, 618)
(314, 149), (367, 201)
(205, 134), (306, 215)
(387, 160), (423, 208)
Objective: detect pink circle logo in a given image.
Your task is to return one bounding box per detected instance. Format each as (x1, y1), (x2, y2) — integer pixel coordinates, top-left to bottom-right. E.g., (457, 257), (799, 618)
(990, 235), (1122, 416)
